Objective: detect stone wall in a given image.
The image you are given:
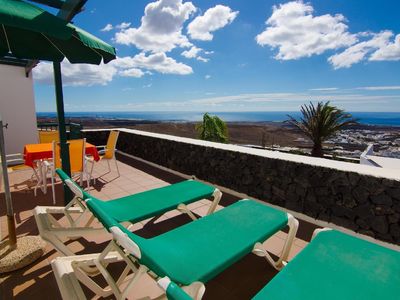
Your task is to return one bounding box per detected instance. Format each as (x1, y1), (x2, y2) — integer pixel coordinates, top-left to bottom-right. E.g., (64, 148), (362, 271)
(84, 129), (400, 245)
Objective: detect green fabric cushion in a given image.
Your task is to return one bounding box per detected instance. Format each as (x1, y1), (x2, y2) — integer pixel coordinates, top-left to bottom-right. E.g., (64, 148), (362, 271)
(56, 168), (215, 224)
(131, 200), (288, 285)
(253, 230), (400, 300)
(86, 198), (119, 230)
(90, 180), (215, 224)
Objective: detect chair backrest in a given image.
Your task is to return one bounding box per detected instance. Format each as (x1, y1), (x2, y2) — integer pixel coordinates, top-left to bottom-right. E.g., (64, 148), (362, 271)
(69, 139), (86, 173)
(104, 130), (119, 159)
(38, 130), (60, 144)
(52, 139), (86, 173)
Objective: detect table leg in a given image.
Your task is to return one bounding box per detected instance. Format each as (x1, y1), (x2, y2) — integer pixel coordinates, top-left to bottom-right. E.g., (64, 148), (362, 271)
(41, 160), (47, 194)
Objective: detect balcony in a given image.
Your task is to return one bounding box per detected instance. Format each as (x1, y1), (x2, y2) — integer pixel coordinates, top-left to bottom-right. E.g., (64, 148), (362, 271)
(1, 128), (399, 299)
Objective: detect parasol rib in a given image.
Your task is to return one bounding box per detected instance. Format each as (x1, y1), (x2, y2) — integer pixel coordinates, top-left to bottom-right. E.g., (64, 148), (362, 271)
(1, 24), (11, 53)
(41, 33), (68, 57)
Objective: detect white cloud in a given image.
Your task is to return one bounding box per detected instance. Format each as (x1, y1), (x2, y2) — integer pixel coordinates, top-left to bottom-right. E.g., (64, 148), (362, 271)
(122, 87), (134, 92)
(114, 0), (196, 53)
(116, 22), (131, 30)
(33, 52), (193, 87)
(328, 31), (394, 69)
(369, 33), (400, 61)
(205, 75), (211, 79)
(196, 57), (209, 63)
(181, 46), (210, 62)
(33, 61), (117, 86)
(113, 52), (193, 75)
(181, 46), (201, 58)
(256, 1), (356, 60)
(309, 87), (338, 91)
(101, 24), (113, 32)
(187, 5), (238, 41)
(119, 68), (144, 78)
(189, 92), (399, 106)
(356, 86), (400, 91)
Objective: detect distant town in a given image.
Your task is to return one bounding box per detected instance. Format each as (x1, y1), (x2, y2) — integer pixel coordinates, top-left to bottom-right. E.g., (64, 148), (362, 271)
(327, 128), (400, 159)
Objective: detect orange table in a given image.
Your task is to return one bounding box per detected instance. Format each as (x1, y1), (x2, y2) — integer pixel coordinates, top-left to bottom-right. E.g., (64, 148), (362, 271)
(24, 142), (100, 167)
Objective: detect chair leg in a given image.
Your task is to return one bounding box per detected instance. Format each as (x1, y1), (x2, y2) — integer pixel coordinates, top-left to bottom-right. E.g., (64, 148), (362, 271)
(31, 167), (41, 196)
(114, 157), (120, 177)
(89, 159), (95, 185)
(105, 159), (110, 173)
(51, 171), (56, 205)
(41, 161), (47, 195)
(86, 171), (90, 189)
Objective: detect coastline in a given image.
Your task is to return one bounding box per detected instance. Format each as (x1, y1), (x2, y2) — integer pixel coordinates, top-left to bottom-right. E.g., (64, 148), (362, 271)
(37, 116), (400, 158)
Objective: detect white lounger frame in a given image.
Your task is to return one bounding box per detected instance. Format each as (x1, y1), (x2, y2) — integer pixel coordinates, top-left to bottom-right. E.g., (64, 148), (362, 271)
(34, 178), (222, 256)
(51, 212), (298, 299)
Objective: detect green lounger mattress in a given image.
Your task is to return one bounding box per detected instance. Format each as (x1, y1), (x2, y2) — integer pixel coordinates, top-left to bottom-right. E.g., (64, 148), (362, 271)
(56, 168), (217, 224)
(87, 198), (289, 285)
(253, 230), (400, 300)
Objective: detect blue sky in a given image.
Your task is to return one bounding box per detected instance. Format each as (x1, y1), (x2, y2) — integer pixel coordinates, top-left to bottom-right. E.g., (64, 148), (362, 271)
(33, 0), (400, 112)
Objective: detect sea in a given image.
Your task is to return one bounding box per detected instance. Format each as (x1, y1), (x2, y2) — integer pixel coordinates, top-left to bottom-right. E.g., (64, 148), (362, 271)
(36, 111), (400, 127)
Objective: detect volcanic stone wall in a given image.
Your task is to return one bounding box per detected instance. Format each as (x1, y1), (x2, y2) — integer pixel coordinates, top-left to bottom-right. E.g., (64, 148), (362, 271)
(84, 129), (400, 245)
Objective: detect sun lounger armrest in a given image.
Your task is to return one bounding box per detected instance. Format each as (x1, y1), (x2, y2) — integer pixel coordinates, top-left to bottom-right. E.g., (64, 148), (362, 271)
(56, 168), (91, 199)
(311, 227), (332, 240)
(158, 277), (193, 300)
(110, 226), (141, 259)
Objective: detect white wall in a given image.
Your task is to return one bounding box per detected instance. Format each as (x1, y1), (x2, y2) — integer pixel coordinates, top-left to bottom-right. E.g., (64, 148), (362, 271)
(0, 64), (38, 155)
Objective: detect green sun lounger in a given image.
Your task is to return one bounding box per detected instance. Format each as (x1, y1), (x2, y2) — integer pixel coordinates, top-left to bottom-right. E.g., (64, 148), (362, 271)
(34, 168), (222, 256)
(157, 229), (400, 300)
(253, 229), (400, 300)
(51, 198), (298, 299)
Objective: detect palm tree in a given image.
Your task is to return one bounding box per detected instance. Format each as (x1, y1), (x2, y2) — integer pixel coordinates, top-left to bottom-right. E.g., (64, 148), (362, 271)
(287, 101), (358, 157)
(196, 113), (229, 143)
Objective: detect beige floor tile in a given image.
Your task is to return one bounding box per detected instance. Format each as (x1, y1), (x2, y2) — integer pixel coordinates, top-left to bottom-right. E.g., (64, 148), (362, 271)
(294, 238), (309, 248)
(288, 244), (304, 260)
(163, 209), (182, 219)
(186, 200), (207, 210)
(191, 204), (212, 217)
(125, 273), (164, 300)
(275, 230), (288, 240)
(262, 235), (286, 257)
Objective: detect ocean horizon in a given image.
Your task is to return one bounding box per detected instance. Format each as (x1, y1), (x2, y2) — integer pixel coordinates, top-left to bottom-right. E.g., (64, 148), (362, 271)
(36, 111), (400, 127)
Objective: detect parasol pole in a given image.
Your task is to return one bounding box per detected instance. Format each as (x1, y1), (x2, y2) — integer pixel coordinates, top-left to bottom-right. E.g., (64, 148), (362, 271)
(53, 61), (72, 204)
(53, 0), (86, 205)
(0, 115), (16, 248)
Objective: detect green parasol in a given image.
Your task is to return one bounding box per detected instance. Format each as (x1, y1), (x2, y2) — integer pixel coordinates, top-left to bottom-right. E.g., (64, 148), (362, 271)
(0, 0), (115, 260)
(0, 0), (116, 64)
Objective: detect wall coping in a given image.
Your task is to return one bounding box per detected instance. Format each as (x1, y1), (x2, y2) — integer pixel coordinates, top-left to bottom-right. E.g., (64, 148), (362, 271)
(83, 128), (400, 181)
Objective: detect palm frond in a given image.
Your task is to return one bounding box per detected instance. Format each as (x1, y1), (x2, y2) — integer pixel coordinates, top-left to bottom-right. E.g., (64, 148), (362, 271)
(286, 101), (358, 156)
